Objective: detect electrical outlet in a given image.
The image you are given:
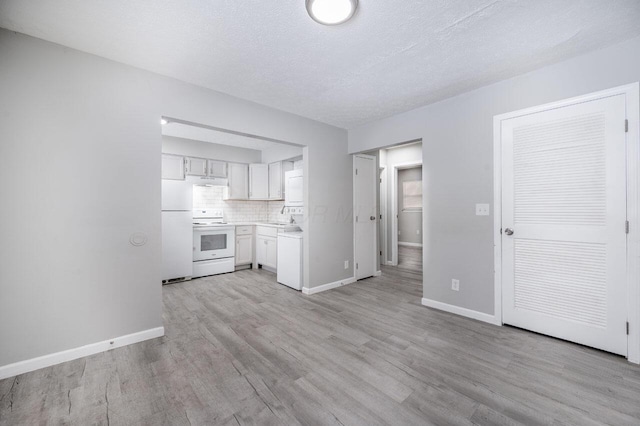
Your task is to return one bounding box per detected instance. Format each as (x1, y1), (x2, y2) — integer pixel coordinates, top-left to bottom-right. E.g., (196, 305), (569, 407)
(416, 229), (420, 235)
(344, 260), (349, 269)
(451, 279), (460, 291)
(476, 204), (490, 216)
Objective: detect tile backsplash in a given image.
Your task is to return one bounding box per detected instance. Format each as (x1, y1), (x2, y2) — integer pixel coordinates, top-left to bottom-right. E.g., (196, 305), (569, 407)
(193, 186), (291, 223)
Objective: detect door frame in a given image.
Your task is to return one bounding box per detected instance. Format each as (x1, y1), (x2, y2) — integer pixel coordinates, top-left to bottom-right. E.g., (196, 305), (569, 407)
(379, 165), (388, 265)
(493, 82), (640, 363)
(391, 161), (423, 266)
(353, 153), (379, 279)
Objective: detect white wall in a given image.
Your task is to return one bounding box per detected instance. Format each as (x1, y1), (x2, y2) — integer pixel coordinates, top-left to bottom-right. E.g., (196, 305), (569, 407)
(349, 35), (640, 317)
(0, 29), (351, 371)
(162, 135), (262, 163)
(261, 144), (303, 164)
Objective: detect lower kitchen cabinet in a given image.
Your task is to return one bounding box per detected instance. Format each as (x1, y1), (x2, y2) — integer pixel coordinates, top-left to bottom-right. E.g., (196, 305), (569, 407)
(256, 235), (277, 270)
(235, 234), (253, 266)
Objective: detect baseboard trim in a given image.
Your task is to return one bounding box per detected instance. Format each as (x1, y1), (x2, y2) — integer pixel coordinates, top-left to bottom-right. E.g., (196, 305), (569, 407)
(302, 276), (357, 295)
(399, 242), (423, 248)
(421, 298), (501, 326)
(0, 327), (165, 380)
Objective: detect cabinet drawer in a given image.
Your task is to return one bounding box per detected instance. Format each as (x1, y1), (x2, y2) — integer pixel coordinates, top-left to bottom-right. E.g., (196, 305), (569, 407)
(256, 226), (278, 238)
(236, 225), (253, 236)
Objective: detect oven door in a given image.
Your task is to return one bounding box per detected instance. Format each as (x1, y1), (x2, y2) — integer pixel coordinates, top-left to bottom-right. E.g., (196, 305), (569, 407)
(193, 227), (235, 261)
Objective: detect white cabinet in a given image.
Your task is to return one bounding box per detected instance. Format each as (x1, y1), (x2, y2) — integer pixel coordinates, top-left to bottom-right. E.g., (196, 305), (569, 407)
(208, 160), (227, 178)
(185, 157), (208, 176)
(268, 162), (282, 200)
(268, 161), (293, 200)
(256, 235), (277, 270)
(162, 154), (185, 180)
(284, 169), (304, 206)
(249, 164), (269, 200)
(235, 235), (253, 266)
(225, 163), (249, 200)
(256, 226), (277, 270)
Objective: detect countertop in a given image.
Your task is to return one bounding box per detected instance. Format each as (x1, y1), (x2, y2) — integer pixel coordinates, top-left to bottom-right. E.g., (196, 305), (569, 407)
(230, 222), (298, 229)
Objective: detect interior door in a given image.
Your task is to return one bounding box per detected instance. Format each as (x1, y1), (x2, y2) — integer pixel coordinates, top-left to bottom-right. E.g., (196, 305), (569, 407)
(501, 94), (628, 356)
(354, 154), (377, 280)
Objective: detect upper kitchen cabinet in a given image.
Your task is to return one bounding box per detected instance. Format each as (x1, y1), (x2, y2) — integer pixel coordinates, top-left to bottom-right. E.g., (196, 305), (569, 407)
(185, 157), (208, 176)
(224, 162), (249, 200)
(161, 154), (185, 180)
(208, 160), (227, 178)
(249, 164), (269, 200)
(268, 161), (294, 200)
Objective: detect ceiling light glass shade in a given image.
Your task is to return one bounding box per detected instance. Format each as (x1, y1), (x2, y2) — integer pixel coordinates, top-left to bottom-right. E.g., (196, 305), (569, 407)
(306, 0), (358, 25)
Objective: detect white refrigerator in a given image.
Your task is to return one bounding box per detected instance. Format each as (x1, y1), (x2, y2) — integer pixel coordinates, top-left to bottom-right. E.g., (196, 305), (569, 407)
(162, 180), (193, 282)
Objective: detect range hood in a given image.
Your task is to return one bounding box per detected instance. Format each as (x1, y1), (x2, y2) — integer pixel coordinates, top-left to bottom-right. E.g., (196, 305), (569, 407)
(186, 176), (228, 187)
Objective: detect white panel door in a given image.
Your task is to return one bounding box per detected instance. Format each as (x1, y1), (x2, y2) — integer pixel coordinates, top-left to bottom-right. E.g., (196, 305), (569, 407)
(354, 154), (377, 280)
(502, 94), (627, 356)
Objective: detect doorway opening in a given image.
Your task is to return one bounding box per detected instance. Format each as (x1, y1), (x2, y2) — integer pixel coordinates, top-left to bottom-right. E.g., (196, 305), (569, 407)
(159, 117), (309, 290)
(355, 140), (423, 282)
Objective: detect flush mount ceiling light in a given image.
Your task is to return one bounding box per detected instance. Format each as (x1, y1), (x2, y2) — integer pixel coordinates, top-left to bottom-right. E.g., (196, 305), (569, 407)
(306, 0), (358, 25)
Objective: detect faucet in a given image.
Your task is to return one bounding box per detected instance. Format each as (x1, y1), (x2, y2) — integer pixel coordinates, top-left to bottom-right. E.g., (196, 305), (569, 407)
(280, 205), (286, 214)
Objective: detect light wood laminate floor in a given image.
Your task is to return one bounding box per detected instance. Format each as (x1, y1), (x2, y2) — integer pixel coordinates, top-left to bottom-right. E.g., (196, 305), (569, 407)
(2, 266), (640, 425)
(397, 245), (422, 274)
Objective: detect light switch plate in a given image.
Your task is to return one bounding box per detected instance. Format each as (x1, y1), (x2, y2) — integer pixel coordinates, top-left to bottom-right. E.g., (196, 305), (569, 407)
(476, 204), (490, 216)
(451, 279), (460, 291)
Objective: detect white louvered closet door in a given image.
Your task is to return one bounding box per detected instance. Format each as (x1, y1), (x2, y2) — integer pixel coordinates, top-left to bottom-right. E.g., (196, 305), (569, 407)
(502, 94), (628, 356)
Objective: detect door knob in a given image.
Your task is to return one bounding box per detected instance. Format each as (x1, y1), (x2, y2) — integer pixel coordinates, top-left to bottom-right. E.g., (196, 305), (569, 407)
(370, 216), (376, 221)
(504, 228), (514, 236)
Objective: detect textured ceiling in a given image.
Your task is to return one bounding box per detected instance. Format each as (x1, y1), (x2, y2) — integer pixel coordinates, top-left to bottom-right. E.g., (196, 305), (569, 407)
(1, 0), (639, 128)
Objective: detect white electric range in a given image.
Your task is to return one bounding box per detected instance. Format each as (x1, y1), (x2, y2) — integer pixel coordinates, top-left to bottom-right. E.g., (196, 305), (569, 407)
(192, 210), (235, 278)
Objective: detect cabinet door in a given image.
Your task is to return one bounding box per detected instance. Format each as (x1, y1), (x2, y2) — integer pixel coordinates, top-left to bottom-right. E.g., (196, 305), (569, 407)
(265, 237), (278, 269)
(208, 160), (227, 178)
(268, 162), (282, 200)
(227, 163), (249, 199)
(249, 164), (269, 199)
(256, 236), (267, 265)
(162, 154), (185, 180)
(236, 235), (253, 265)
(186, 157), (207, 176)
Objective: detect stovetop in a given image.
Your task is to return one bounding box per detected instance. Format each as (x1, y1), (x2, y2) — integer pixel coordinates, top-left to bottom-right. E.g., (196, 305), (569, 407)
(192, 209), (226, 226)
